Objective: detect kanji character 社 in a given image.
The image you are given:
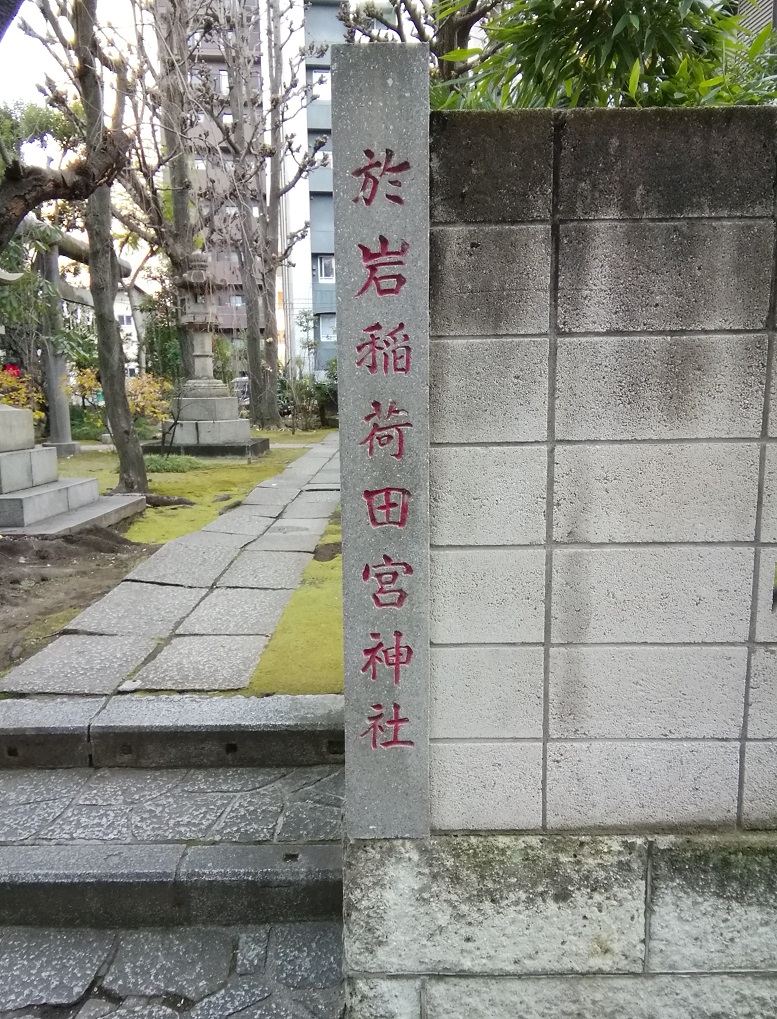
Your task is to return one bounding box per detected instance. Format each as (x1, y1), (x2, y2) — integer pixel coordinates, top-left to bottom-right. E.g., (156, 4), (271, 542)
(359, 702), (415, 749)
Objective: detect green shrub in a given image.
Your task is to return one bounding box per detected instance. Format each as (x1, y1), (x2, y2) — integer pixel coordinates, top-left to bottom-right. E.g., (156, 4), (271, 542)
(144, 454), (205, 473)
(134, 416), (158, 440)
(69, 407), (104, 441)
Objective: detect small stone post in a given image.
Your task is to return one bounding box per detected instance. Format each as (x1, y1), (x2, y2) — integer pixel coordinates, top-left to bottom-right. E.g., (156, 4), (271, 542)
(41, 245), (80, 457)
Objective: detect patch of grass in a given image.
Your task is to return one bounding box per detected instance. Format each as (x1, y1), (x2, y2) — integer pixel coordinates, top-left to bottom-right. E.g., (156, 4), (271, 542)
(251, 427), (338, 445)
(59, 448), (305, 544)
(143, 454), (204, 473)
(245, 515), (343, 696)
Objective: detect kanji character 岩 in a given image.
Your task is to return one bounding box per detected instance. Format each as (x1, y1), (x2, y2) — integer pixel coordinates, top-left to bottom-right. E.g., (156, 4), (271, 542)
(361, 630), (413, 686)
(362, 554), (413, 609)
(356, 322), (411, 375)
(351, 148), (411, 207)
(355, 236), (409, 297)
(359, 400), (412, 460)
(359, 703), (415, 749)
(363, 487), (411, 528)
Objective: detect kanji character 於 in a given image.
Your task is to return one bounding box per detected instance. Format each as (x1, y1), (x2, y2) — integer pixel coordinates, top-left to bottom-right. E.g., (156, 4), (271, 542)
(355, 236), (409, 298)
(359, 400), (412, 460)
(359, 703), (415, 749)
(363, 487), (411, 528)
(361, 630), (413, 686)
(351, 148), (411, 207)
(362, 554), (413, 609)
(356, 321), (411, 376)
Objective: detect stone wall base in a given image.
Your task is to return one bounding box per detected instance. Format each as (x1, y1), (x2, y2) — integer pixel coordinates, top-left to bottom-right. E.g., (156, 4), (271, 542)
(345, 834), (777, 1018)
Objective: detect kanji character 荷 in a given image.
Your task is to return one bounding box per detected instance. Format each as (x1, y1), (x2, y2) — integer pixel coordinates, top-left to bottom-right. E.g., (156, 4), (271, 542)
(359, 400), (412, 460)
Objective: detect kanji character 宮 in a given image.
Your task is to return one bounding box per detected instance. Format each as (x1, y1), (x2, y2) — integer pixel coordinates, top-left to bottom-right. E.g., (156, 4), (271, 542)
(363, 487), (411, 528)
(362, 554), (413, 609)
(359, 703), (415, 749)
(351, 148), (411, 207)
(361, 630), (413, 685)
(355, 236), (409, 297)
(356, 322), (411, 375)
(359, 400), (412, 460)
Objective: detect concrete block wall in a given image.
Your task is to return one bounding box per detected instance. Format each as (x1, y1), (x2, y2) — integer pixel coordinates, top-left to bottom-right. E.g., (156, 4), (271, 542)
(427, 107), (777, 834)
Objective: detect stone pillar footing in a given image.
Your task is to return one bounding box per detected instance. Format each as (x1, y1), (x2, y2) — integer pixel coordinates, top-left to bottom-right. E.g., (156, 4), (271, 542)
(43, 442), (82, 459)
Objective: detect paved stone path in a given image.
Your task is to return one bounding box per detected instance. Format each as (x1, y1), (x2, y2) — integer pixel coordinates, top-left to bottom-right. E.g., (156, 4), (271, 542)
(0, 921), (344, 1016)
(0, 766), (343, 845)
(0, 436), (340, 696)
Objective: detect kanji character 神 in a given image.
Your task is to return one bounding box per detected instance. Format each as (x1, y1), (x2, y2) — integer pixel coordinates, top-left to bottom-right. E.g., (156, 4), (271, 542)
(359, 400), (412, 460)
(362, 554), (413, 609)
(355, 236), (409, 298)
(356, 322), (411, 376)
(359, 703), (415, 749)
(361, 630), (413, 686)
(363, 487), (411, 528)
(351, 148), (411, 207)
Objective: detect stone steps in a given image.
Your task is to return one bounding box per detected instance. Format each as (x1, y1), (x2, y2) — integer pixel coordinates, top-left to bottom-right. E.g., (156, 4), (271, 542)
(0, 476), (99, 527)
(0, 493), (146, 536)
(0, 694), (345, 769)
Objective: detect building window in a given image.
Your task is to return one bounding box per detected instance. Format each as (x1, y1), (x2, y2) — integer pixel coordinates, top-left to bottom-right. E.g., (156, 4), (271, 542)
(218, 69), (230, 96)
(318, 255), (335, 282)
(229, 294), (245, 307)
(311, 70), (331, 101)
(222, 112), (234, 127)
(193, 157), (206, 170)
(318, 313), (336, 341)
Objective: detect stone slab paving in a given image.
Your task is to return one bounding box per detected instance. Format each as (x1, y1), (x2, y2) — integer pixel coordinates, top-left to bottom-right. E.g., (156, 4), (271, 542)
(0, 638), (158, 696)
(1, 437), (340, 697)
(0, 921), (344, 1016)
(0, 766), (343, 845)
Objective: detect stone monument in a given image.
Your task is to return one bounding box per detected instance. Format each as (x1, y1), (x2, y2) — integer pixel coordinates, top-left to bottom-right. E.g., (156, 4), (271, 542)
(161, 252), (266, 457)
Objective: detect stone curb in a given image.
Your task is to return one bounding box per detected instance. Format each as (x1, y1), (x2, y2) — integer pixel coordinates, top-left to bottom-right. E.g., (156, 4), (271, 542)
(0, 842), (343, 927)
(0, 695), (345, 769)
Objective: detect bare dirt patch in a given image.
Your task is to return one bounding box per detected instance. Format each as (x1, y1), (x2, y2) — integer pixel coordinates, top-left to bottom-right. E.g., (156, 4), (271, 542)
(0, 528), (157, 673)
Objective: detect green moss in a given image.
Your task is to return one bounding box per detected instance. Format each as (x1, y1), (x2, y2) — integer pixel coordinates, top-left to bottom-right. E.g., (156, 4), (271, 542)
(244, 515), (343, 696)
(251, 427), (338, 445)
(656, 834), (777, 905)
(59, 448), (305, 544)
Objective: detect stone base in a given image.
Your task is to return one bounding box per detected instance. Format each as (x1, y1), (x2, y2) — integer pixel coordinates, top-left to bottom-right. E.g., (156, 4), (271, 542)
(345, 834), (777, 1018)
(0, 446), (57, 494)
(0, 405), (34, 453)
(175, 396), (242, 422)
(162, 417), (251, 447)
(143, 438), (269, 459)
(0, 477), (99, 528)
(0, 493), (145, 537)
(43, 441), (82, 458)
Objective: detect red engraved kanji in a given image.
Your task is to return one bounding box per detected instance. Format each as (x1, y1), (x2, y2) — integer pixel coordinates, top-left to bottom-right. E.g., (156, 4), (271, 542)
(355, 236), (409, 298)
(359, 702), (415, 749)
(361, 630), (413, 685)
(359, 400), (412, 460)
(362, 554), (413, 609)
(356, 322), (411, 376)
(351, 148), (411, 207)
(363, 487), (411, 528)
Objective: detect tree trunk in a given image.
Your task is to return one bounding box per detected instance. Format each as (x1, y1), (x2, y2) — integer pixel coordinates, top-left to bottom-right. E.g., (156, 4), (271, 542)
(75, 0), (148, 494)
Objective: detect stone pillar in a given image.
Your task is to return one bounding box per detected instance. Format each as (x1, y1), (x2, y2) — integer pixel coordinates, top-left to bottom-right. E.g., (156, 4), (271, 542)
(162, 252), (264, 456)
(41, 245), (80, 458)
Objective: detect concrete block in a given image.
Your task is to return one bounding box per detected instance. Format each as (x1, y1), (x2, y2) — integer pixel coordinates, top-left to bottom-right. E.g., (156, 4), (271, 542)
(430, 110), (553, 223)
(2, 494), (145, 538)
(348, 979), (421, 1019)
(217, 551), (311, 590)
(430, 742), (542, 830)
(759, 447), (777, 541)
(30, 445), (58, 486)
(558, 221), (774, 333)
(754, 554), (777, 642)
(102, 929), (232, 1001)
(0, 635), (158, 695)
(551, 548), (754, 643)
(175, 396), (241, 421)
(0, 450), (33, 493)
(66, 477), (99, 511)
(42, 440), (80, 458)
(0, 406), (34, 452)
(66, 582), (203, 637)
(176, 588), (292, 636)
(0, 478), (97, 527)
(649, 834), (777, 970)
(247, 532), (320, 554)
(171, 530), (255, 550)
(431, 549), (545, 643)
(430, 646), (544, 739)
(164, 418), (251, 446)
(553, 443), (759, 542)
(283, 494), (339, 519)
(549, 647), (746, 739)
(430, 446), (546, 545)
(555, 335), (766, 440)
(127, 542), (238, 588)
(344, 836), (646, 974)
(425, 974), (777, 1019)
(243, 488), (296, 510)
(90, 693), (344, 768)
(746, 647), (777, 738)
(559, 107), (777, 219)
(431, 225), (551, 336)
(0, 929), (114, 1010)
(120, 635), (268, 691)
(743, 742), (777, 826)
(546, 742), (739, 829)
(431, 339), (548, 443)
(0, 696), (106, 768)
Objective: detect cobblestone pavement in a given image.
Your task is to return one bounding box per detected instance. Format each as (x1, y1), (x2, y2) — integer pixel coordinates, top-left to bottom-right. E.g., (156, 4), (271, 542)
(0, 767), (343, 845)
(0, 922), (344, 1017)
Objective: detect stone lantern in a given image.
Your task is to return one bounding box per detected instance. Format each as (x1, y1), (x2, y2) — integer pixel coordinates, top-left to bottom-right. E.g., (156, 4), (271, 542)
(162, 252), (262, 455)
